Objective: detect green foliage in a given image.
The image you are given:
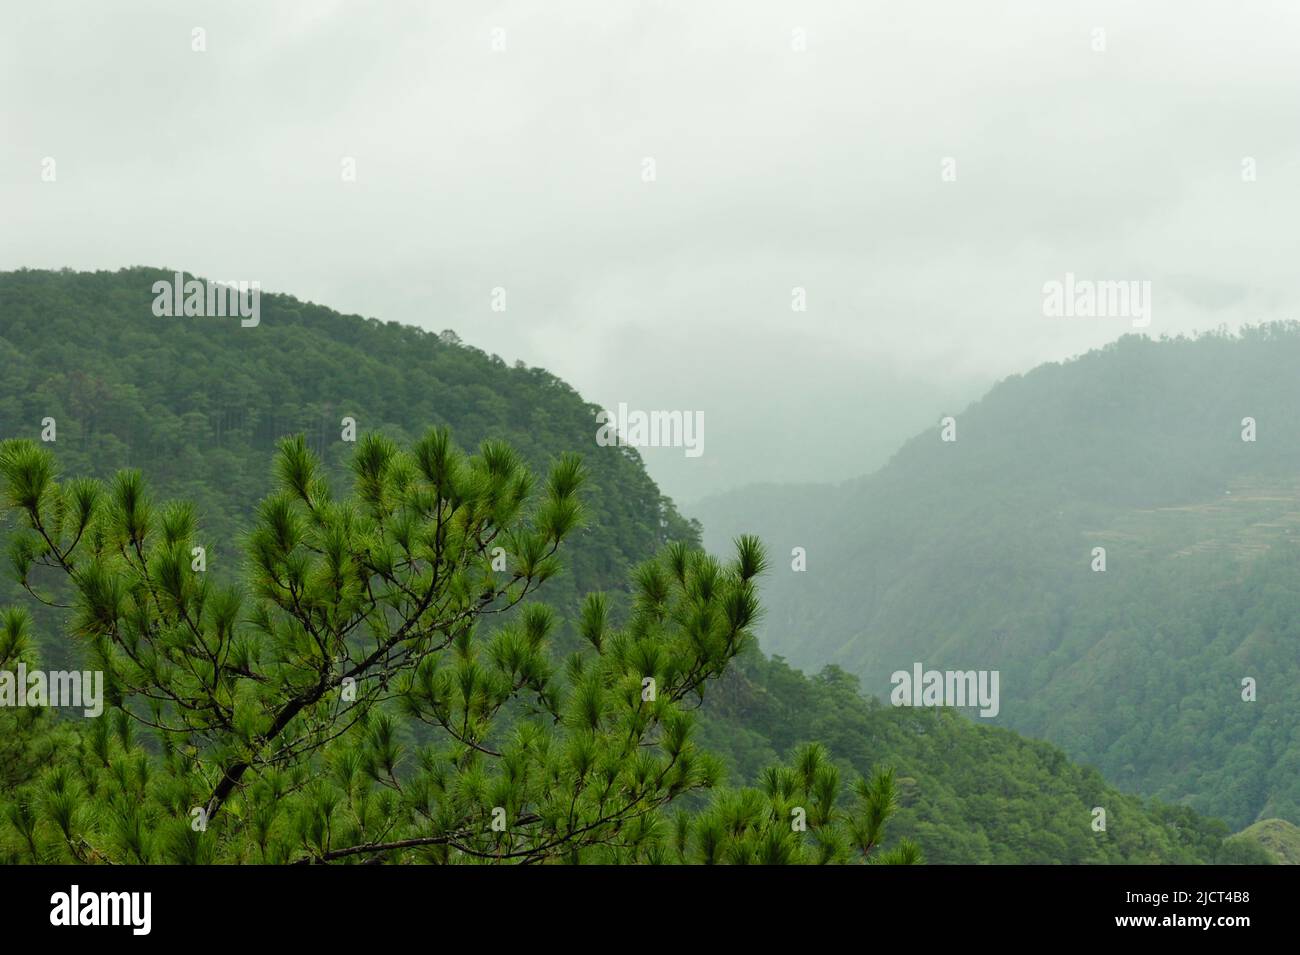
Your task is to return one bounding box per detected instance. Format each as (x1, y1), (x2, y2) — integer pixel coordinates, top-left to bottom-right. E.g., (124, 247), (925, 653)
(5, 266), (1242, 865)
(0, 607), (79, 800)
(694, 326), (1300, 831)
(697, 655), (1229, 863)
(1223, 818), (1300, 864)
(673, 744), (921, 864)
(1215, 834), (1276, 865)
(0, 267), (697, 671)
(0, 437), (911, 864)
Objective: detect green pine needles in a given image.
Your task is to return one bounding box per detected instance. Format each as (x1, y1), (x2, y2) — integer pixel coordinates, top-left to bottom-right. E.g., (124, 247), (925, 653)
(0, 430), (917, 864)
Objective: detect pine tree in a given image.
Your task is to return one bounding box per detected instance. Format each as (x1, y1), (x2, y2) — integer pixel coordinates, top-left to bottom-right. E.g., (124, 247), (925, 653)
(0, 431), (916, 864)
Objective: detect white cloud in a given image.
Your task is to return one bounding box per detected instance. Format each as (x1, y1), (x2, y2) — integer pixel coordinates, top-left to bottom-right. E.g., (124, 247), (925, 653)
(2, 0), (1297, 500)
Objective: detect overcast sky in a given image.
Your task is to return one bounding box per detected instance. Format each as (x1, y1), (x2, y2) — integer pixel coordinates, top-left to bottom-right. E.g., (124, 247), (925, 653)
(3, 1), (1298, 503)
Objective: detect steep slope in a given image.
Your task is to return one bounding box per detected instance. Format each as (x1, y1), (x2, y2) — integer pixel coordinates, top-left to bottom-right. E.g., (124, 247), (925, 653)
(690, 327), (1300, 829)
(700, 653), (1228, 864)
(0, 268), (1231, 862)
(1228, 819), (1300, 864)
(0, 267), (696, 667)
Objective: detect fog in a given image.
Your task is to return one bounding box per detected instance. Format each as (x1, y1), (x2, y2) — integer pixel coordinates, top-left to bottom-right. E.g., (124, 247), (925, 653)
(3, 0), (1297, 502)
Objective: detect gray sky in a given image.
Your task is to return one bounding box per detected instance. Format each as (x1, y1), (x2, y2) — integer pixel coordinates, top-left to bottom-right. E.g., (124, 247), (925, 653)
(3, 0), (1298, 503)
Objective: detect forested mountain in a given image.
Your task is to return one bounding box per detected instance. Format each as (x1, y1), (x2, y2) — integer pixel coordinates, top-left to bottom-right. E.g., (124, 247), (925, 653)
(700, 653), (1232, 863)
(690, 327), (1300, 832)
(0, 268), (1241, 862)
(0, 267), (695, 668)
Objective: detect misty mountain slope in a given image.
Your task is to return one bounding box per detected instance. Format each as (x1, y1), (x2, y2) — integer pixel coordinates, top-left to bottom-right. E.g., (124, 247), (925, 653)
(0, 267), (697, 668)
(0, 268), (1232, 863)
(690, 327), (1300, 829)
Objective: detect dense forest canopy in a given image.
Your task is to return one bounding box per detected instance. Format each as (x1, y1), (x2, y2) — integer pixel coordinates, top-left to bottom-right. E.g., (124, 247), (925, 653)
(693, 325), (1300, 831)
(0, 267), (697, 666)
(0, 268), (1266, 863)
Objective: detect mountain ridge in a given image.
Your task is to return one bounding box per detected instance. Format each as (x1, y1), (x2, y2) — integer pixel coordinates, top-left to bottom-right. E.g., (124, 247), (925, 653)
(0, 267), (1247, 862)
(690, 326), (1300, 829)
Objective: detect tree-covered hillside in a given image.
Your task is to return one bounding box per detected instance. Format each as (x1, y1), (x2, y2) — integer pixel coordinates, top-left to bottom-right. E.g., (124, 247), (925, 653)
(691, 327), (1300, 831)
(700, 653), (1228, 863)
(0, 267), (694, 667)
(0, 268), (1233, 862)
(1226, 819), (1300, 864)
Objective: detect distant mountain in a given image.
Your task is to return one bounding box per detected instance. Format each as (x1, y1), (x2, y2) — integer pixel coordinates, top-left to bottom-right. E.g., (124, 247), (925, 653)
(689, 328), (1300, 830)
(0, 268), (1235, 862)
